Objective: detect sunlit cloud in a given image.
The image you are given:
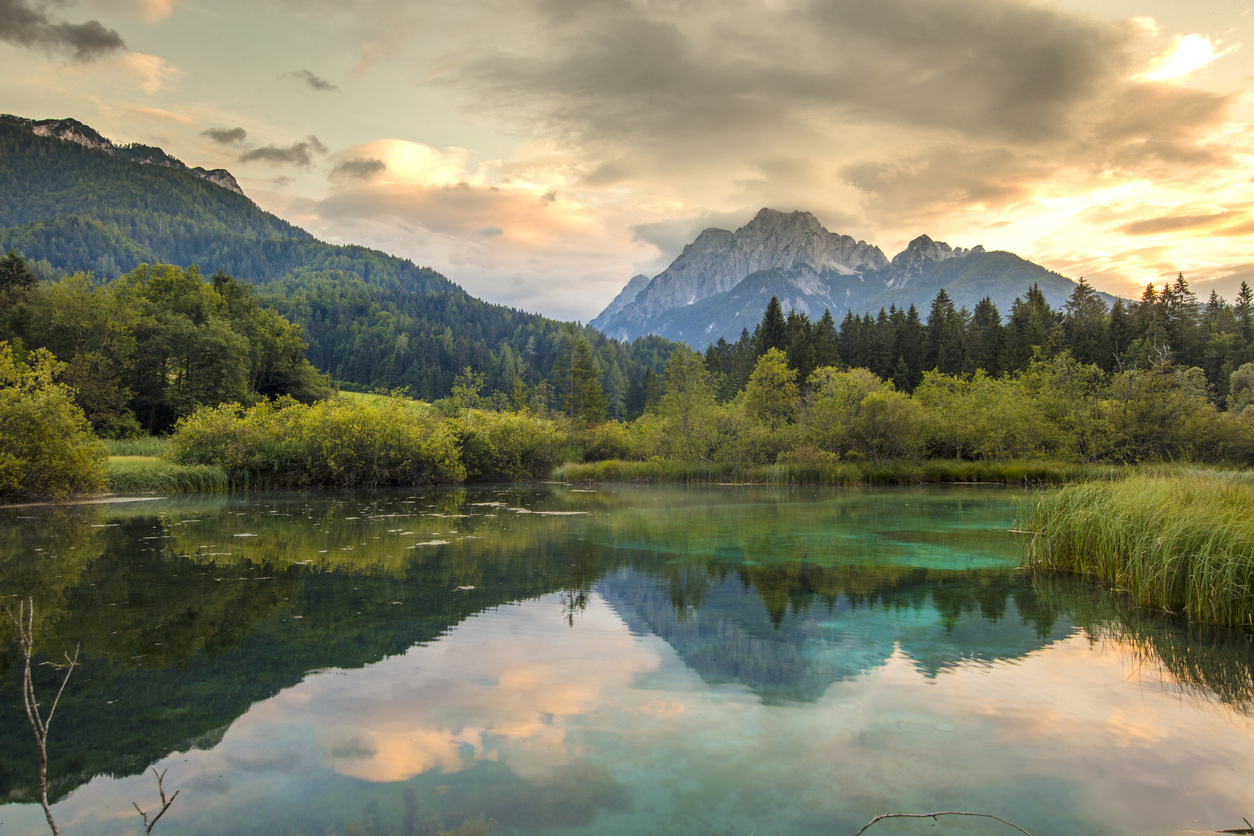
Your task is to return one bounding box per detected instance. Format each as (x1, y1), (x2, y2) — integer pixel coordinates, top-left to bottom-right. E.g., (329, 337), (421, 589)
(1138, 34), (1238, 81)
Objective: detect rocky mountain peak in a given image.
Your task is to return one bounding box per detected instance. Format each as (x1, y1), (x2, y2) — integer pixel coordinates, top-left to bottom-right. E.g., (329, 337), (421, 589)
(883, 235), (985, 290)
(601, 208), (888, 331)
(3, 113), (246, 197)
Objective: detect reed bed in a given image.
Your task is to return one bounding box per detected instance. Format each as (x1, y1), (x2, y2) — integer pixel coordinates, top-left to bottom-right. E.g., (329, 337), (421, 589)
(554, 458), (1116, 486)
(105, 456), (229, 493)
(1024, 473), (1254, 626)
(101, 436), (171, 457)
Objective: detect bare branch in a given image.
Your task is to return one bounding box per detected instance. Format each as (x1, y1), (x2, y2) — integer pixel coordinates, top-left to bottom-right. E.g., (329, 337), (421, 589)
(4, 598), (77, 836)
(133, 767), (181, 835)
(854, 811), (1036, 836)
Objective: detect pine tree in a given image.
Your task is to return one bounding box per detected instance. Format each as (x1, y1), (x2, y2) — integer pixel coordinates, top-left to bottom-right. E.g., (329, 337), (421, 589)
(757, 296), (789, 357)
(0, 248), (36, 294)
(924, 288), (965, 374)
(1062, 277), (1111, 369)
(966, 297), (1003, 375)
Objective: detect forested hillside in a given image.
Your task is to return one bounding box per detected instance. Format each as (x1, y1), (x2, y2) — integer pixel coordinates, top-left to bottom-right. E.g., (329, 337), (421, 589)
(0, 116), (676, 407)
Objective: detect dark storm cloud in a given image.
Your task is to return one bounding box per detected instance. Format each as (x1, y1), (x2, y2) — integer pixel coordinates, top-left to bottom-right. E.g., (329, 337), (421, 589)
(0, 0), (125, 61)
(291, 69), (340, 92)
(202, 126), (248, 145)
(240, 136), (329, 168)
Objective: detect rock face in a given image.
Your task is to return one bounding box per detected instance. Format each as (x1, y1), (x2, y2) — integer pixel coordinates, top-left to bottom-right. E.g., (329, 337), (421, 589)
(589, 209), (1096, 348)
(4, 114), (246, 197)
(600, 209), (888, 338)
(590, 274), (651, 330)
(882, 234), (986, 290)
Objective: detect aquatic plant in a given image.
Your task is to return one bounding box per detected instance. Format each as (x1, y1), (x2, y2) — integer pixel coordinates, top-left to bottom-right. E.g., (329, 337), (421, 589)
(1024, 473), (1254, 626)
(105, 456), (229, 493)
(102, 435), (171, 457)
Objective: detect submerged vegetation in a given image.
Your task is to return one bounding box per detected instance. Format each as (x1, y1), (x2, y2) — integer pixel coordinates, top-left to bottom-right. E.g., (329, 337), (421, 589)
(1025, 474), (1254, 626)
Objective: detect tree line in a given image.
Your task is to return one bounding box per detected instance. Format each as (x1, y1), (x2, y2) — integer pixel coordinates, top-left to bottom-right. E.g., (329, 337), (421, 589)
(698, 274), (1254, 408)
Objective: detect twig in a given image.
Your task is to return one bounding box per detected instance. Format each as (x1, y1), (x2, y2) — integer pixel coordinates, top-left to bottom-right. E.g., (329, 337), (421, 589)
(4, 598), (79, 836)
(855, 811), (1036, 836)
(1217, 817), (1254, 834)
(132, 767), (181, 835)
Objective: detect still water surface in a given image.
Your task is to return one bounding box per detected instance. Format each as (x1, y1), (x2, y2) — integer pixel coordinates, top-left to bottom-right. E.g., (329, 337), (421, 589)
(2, 485), (1253, 836)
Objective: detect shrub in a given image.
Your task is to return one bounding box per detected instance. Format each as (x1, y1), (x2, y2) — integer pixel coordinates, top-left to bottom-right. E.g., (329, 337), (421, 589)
(0, 343), (107, 501)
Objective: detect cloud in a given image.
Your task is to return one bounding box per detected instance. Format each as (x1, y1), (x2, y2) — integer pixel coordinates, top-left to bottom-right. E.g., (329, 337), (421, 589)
(474, 225), (504, 237)
(0, 0), (126, 60)
(240, 136), (329, 168)
(1118, 211), (1243, 236)
(290, 69), (339, 92)
(331, 157), (387, 180)
(117, 51), (183, 93)
(203, 126), (248, 145)
(1138, 34), (1238, 82)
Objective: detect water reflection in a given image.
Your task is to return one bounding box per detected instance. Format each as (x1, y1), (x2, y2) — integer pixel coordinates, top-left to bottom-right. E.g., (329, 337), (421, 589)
(1, 485), (1253, 836)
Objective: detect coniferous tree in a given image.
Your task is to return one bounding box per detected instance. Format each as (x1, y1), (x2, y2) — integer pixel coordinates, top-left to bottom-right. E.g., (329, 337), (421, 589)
(966, 297), (1004, 375)
(0, 248), (36, 294)
(812, 309), (839, 370)
(1002, 284), (1061, 372)
(757, 295), (788, 357)
(924, 288), (965, 374)
(1062, 277), (1111, 369)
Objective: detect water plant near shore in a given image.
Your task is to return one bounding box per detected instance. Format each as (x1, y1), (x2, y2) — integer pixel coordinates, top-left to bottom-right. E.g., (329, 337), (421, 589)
(1024, 473), (1254, 626)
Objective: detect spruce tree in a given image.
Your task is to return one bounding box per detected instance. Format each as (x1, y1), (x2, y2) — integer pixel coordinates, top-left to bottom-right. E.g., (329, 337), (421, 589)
(757, 295), (789, 357)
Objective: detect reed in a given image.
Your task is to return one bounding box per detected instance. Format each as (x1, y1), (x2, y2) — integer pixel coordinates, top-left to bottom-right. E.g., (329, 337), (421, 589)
(554, 458), (1117, 486)
(101, 436), (171, 457)
(1024, 473), (1254, 626)
(105, 456), (229, 494)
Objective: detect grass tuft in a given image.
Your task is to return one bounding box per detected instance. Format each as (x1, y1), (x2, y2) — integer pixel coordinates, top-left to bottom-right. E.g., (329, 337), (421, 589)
(102, 436), (171, 457)
(1024, 473), (1254, 626)
(105, 456), (229, 494)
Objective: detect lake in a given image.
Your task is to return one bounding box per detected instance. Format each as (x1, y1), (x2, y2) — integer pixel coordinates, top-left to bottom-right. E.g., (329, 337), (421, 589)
(2, 485), (1253, 836)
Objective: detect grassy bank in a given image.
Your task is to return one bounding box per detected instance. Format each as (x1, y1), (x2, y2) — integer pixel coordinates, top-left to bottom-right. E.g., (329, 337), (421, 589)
(1024, 473), (1254, 626)
(105, 456), (229, 494)
(101, 436), (172, 457)
(553, 458), (1119, 485)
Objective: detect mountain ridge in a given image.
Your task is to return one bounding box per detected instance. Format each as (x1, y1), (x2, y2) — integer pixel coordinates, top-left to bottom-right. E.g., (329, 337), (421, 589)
(594, 211), (1095, 346)
(3, 114), (245, 195)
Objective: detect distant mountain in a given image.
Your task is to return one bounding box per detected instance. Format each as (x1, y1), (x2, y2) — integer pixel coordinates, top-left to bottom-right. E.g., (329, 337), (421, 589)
(0, 114), (674, 405)
(592, 208), (887, 337)
(593, 212), (1099, 347)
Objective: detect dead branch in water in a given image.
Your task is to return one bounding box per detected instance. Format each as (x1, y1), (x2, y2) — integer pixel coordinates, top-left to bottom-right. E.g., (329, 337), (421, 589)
(133, 768), (181, 834)
(4, 598), (78, 836)
(855, 811), (1036, 836)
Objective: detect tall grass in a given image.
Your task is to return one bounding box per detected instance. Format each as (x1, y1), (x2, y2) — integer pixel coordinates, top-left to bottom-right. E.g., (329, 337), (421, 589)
(101, 436), (171, 457)
(105, 456), (229, 493)
(1024, 473), (1254, 626)
(555, 458), (1118, 486)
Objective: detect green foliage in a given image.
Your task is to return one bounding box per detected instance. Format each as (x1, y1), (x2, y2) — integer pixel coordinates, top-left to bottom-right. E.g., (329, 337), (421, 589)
(744, 348), (799, 427)
(169, 395), (570, 486)
(170, 396), (466, 487)
(0, 342), (107, 500)
(1026, 474), (1254, 626)
(105, 456), (228, 493)
(1, 264), (331, 435)
(660, 344), (717, 461)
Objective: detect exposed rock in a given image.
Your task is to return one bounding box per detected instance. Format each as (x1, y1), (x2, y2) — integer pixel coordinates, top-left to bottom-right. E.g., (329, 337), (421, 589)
(3, 113), (247, 198)
(590, 273), (651, 332)
(881, 234), (984, 290)
(602, 208), (887, 337)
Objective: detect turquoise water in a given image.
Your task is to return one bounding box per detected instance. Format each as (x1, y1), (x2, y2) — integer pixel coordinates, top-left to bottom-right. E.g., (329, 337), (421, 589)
(1, 485), (1252, 836)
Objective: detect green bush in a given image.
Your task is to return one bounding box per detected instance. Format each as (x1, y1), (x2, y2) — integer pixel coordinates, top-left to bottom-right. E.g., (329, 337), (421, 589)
(0, 343), (106, 501)
(170, 395), (465, 486)
(450, 410), (564, 481)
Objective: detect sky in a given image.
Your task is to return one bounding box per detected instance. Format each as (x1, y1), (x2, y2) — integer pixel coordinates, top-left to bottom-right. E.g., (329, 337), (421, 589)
(2, 0), (1254, 322)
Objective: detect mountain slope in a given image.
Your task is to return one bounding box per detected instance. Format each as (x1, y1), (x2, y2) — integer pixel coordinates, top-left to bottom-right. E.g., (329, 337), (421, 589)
(594, 208), (887, 338)
(595, 215), (1099, 347)
(0, 115), (675, 406)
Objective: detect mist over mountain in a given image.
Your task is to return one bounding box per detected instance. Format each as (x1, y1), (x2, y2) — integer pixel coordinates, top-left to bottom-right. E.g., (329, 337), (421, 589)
(593, 210), (1097, 347)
